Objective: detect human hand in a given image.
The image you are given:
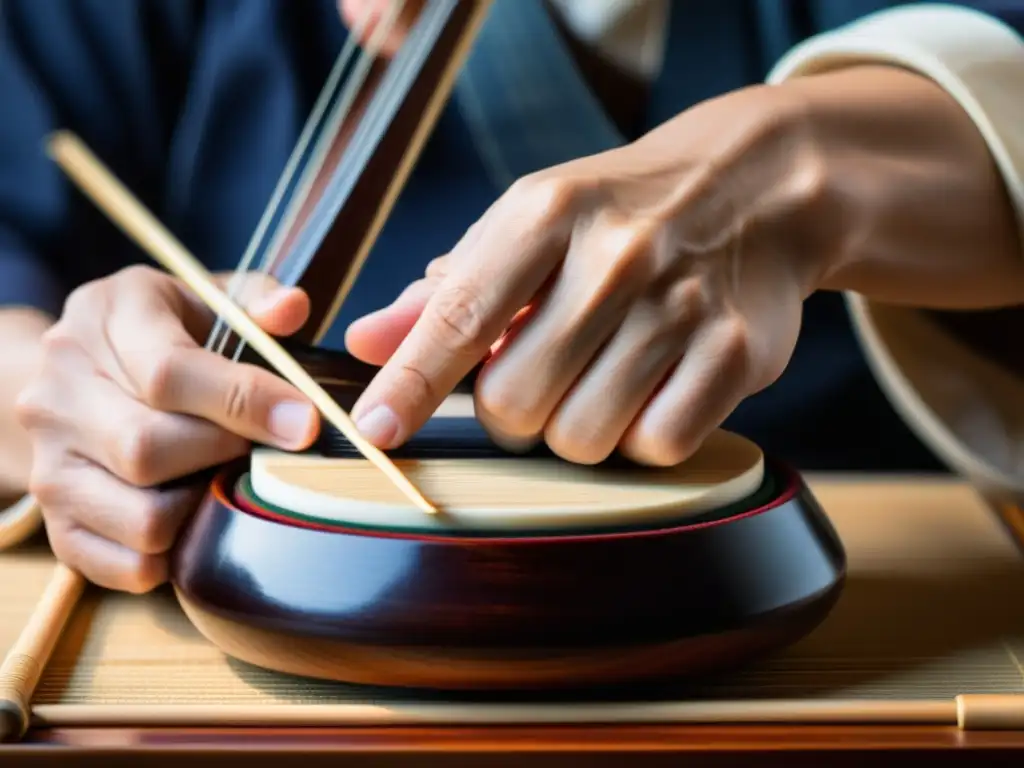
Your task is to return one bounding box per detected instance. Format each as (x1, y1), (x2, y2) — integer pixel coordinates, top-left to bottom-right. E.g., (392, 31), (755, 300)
(346, 82), (838, 465)
(15, 266), (319, 593)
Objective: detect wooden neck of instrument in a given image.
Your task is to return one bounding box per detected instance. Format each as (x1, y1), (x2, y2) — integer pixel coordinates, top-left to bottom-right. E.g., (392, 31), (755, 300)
(273, 0), (492, 347)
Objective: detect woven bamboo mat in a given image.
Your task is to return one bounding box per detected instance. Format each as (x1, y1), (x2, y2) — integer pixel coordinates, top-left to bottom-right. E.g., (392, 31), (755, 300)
(3, 478), (1023, 713)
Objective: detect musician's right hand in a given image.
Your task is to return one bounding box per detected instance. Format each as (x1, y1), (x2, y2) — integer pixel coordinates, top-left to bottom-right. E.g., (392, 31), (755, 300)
(14, 265), (319, 593)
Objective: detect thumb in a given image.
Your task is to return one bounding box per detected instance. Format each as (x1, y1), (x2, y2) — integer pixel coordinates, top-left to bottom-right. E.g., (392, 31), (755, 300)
(209, 272), (312, 338)
(244, 286), (311, 337)
(345, 277), (438, 365)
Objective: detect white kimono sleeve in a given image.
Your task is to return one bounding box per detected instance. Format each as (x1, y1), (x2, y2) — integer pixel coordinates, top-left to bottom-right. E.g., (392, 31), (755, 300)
(767, 4), (1024, 502)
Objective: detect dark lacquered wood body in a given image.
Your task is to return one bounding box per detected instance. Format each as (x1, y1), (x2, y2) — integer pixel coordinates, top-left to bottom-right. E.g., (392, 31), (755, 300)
(169, 462), (846, 689)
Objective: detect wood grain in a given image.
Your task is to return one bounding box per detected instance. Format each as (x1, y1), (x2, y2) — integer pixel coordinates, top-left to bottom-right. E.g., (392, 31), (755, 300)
(169, 461), (844, 689)
(2, 477), (1022, 762)
(0, 563), (84, 741)
(10, 724), (1024, 765)
(9, 476), (1019, 711)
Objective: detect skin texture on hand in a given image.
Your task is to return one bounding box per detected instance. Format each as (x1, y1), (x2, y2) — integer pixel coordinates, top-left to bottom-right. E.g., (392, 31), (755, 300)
(347, 81), (829, 465)
(788, 65), (1024, 308)
(0, 307), (53, 499)
(345, 64), (1024, 465)
(14, 266), (320, 593)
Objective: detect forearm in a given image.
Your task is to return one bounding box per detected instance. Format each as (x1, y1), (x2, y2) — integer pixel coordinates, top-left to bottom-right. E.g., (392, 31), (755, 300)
(0, 307), (52, 498)
(792, 64), (1024, 309)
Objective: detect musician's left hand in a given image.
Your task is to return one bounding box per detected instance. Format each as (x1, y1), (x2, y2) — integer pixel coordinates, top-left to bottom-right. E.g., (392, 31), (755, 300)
(345, 64), (1022, 465)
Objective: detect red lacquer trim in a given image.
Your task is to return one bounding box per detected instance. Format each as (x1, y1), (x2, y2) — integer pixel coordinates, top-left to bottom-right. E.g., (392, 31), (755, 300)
(213, 464), (803, 545)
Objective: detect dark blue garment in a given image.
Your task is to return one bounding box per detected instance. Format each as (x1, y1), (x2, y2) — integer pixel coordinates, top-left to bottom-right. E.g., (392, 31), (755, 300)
(0, 0), (1019, 471)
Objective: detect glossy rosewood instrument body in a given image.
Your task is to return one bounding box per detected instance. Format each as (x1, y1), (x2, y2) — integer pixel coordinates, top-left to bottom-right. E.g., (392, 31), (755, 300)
(173, 457), (844, 690)
(172, 340), (846, 690)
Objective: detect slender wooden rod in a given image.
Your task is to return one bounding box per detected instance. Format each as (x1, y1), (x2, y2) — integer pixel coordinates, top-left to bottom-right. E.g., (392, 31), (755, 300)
(0, 561), (85, 742)
(28, 700), (958, 727)
(45, 131), (437, 516)
(27, 696), (1024, 730)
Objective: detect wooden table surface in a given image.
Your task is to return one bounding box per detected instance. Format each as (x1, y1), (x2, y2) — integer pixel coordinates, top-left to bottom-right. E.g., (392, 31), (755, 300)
(3, 473), (1024, 766)
(7, 723), (1024, 766)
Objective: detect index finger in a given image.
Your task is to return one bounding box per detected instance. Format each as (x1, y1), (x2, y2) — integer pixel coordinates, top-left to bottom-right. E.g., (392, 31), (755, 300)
(351, 187), (572, 447)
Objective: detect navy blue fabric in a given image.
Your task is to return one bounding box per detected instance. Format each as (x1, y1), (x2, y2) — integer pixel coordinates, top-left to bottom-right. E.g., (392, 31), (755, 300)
(0, 0), (1020, 471)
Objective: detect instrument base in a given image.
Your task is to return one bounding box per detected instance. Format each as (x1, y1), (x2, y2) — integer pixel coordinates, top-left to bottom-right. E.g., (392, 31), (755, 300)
(172, 460), (846, 691)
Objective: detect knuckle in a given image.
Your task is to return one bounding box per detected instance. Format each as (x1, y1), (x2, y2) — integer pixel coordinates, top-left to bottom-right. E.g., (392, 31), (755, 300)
(624, 416), (702, 467)
(791, 149), (830, 212)
(508, 173), (577, 226)
(102, 556), (165, 595)
(603, 220), (656, 274)
(715, 317), (752, 376)
(37, 325), (88, 372)
(473, 376), (537, 437)
(427, 283), (489, 355)
(28, 467), (64, 508)
(38, 323), (77, 354)
(14, 384), (50, 430)
(115, 423), (162, 486)
(545, 423), (613, 466)
(42, 518), (91, 578)
(633, 431), (699, 468)
(138, 349), (183, 407)
(116, 263), (161, 286)
(424, 255), (451, 279)
(581, 220), (659, 305)
(42, 513), (168, 594)
(474, 389), (512, 429)
(223, 369), (261, 422)
(122, 555), (168, 594)
(62, 279), (105, 317)
(123, 570), (164, 594)
(45, 521), (80, 570)
(394, 361), (436, 405)
(135, 498), (177, 555)
(662, 277), (707, 327)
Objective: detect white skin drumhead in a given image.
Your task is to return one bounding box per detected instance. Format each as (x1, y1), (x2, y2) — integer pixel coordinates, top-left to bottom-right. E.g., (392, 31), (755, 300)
(247, 396), (766, 533)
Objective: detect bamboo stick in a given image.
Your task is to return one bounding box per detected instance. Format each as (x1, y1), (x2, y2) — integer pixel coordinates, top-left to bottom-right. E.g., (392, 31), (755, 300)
(28, 699), (958, 728)
(0, 562), (85, 741)
(46, 131), (436, 516)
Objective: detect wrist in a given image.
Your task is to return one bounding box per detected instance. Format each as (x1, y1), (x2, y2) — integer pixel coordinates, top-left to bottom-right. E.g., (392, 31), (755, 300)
(633, 79), (845, 300)
(781, 64), (1024, 307)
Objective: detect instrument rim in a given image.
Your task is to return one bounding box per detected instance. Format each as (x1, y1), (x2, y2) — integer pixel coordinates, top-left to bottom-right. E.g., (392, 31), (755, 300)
(213, 458), (802, 545)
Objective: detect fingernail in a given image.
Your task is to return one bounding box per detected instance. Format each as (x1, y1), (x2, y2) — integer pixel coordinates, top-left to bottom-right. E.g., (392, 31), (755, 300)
(248, 287), (290, 316)
(355, 404), (400, 448)
(268, 401), (316, 447)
